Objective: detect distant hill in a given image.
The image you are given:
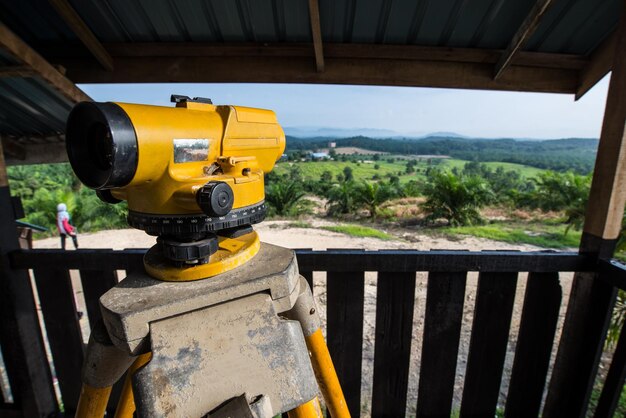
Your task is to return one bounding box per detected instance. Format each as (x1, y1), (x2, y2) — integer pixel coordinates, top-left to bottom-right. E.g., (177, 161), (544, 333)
(283, 127), (569, 141)
(286, 135), (599, 174)
(284, 126), (400, 138)
(422, 131), (468, 139)
(284, 127), (476, 139)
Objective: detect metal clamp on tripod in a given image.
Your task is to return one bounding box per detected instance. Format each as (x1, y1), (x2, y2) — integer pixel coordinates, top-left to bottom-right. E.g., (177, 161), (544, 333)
(65, 96), (350, 418)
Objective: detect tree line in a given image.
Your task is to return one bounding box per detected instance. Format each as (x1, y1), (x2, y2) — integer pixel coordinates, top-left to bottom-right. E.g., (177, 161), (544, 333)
(286, 135), (598, 174)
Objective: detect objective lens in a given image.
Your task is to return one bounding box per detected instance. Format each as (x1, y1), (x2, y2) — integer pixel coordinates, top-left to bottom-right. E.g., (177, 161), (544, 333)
(87, 122), (114, 170)
(66, 102), (138, 189)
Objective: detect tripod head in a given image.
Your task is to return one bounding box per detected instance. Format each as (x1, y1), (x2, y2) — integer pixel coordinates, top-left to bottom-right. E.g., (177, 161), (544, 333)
(66, 95), (285, 277)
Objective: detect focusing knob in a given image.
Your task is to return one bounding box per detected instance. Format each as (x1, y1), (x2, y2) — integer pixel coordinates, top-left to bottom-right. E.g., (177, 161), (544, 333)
(196, 181), (234, 217)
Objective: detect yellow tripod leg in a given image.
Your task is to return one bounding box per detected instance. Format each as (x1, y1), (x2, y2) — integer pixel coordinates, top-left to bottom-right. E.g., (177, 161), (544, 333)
(288, 397), (323, 418)
(75, 385), (112, 418)
(306, 329), (351, 418)
(115, 353), (152, 418)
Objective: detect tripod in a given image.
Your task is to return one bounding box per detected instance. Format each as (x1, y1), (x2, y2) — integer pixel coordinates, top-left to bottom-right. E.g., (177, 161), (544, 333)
(75, 242), (350, 418)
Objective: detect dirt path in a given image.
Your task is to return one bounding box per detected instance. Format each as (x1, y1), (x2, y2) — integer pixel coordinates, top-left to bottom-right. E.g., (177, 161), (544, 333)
(34, 221), (574, 416)
(34, 219), (546, 252)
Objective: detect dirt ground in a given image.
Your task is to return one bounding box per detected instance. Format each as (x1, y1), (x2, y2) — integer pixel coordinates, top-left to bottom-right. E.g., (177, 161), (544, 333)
(34, 221), (576, 416)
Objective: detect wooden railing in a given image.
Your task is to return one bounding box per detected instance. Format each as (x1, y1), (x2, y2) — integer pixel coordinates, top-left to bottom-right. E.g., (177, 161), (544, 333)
(3, 248), (626, 417)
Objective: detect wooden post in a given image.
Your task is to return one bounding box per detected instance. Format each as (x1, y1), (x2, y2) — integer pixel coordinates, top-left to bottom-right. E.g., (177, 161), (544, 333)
(543, 4), (626, 417)
(0, 144), (58, 415)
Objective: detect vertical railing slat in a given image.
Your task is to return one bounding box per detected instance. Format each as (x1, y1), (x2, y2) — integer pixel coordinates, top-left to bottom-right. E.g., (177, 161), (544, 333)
(79, 269), (118, 329)
(125, 255), (145, 277)
(33, 268), (84, 413)
(327, 271), (364, 417)
(371, 271), (416, 417)
(460, 272), (518, 417)
(505, 272), (562, 417)
(416, 271), (467, 417)
(594, 309), (626, 418)
(544, 273), (616, 418)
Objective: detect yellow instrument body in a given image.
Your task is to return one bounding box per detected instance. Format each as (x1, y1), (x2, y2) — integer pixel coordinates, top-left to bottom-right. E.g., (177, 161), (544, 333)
(110, 101), (285, 215)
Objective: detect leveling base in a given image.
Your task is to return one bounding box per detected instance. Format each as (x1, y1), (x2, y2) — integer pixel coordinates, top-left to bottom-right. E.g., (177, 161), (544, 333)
(144, 230), (261, 281)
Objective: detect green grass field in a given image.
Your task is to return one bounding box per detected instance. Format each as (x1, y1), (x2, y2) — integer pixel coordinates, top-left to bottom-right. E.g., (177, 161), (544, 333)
(441, 158), (546, 178)
(274, 158), (421, 183)
(274, 156), (545, 184)
(321, 224), (393, 240)
(444, 221), (582, 249)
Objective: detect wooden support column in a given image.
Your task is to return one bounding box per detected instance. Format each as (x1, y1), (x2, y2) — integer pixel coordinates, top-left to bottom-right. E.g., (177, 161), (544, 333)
(543, 4), (626, 417)
(0, 144), (58, 415)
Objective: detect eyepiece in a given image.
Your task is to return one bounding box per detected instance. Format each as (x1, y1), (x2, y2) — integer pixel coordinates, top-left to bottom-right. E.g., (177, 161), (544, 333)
(66, 102), (138, 189)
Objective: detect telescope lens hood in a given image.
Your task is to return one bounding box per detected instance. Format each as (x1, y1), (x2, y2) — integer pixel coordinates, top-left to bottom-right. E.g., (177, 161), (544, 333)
(66, 102), (138, 189)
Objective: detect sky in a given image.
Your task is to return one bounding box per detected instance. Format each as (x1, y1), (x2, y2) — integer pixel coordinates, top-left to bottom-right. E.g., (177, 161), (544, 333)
(79, 75), (610, 140)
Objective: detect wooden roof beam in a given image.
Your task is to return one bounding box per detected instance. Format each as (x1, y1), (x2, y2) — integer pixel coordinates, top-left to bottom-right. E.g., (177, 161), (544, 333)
(0, 23), (90, 103)
(2, 136), (68, 165)
(1, 136), (26, 161)
(493, 0), (555, 80)
(0, 65), (36, 78)
(47, 0), (113, 71)
(61, 55), (580, 94)
(575, 30), (617, 100)
(308, 0), (324, 72)
(94, 42), (587, 71)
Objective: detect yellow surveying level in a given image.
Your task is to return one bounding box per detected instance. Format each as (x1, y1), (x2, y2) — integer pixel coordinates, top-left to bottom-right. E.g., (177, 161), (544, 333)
(66, 95), (349, 418)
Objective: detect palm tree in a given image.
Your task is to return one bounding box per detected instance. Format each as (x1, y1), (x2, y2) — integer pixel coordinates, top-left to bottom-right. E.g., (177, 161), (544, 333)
(265, 181), (307, 216)
(421, 170), (494, 226)
(326, 181), (358, 216)
(355, 181), (396, 218)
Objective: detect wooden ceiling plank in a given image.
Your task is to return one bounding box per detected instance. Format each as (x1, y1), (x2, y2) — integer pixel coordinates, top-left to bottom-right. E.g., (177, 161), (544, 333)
(493, 0), (555, 80)
(308, 0), (325, 72)
(0, 23), (90, 103)
(575, 30), (617, 100)
(47, 0), (114, 71)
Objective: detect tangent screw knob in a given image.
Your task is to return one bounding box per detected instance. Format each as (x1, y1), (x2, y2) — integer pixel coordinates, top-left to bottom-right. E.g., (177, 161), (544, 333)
(196, 181), (234, 217)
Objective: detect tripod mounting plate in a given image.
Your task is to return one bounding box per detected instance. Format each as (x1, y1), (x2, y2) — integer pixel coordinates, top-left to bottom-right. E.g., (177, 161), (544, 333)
(101, 242), (301, 355)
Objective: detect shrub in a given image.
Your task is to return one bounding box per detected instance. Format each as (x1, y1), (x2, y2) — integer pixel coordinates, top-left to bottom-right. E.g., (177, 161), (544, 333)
(519, 171), (591, 232)
(526, 171), (590, 212)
